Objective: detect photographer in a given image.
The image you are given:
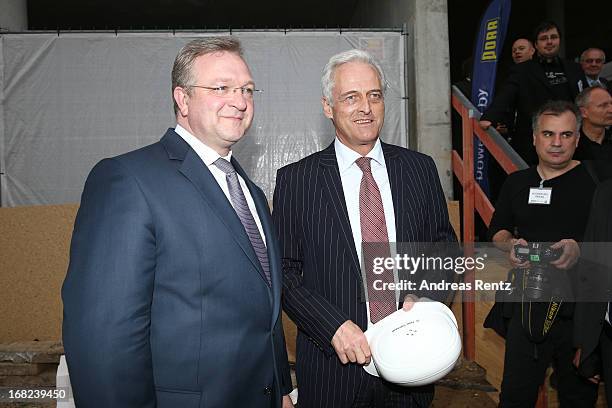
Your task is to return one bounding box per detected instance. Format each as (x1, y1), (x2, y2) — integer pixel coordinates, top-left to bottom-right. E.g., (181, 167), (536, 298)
(488, 100), (601, 407)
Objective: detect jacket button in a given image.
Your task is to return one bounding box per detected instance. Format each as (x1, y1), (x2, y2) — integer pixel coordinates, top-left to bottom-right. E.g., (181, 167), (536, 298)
(263, 386), (272, 395)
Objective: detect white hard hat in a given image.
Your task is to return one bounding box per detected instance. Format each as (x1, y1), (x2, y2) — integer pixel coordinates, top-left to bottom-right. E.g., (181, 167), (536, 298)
(363, 301), (461, 386)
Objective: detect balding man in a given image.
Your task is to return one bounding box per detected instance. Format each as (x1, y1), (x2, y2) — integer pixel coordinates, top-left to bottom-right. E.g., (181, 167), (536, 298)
(574, 84), (612, 161)
(511, 38), (535, 64)
(580, 48), (612, 93)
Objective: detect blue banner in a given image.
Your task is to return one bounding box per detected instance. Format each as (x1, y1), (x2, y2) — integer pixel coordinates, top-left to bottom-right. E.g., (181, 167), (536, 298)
(471, 0), (511, 197)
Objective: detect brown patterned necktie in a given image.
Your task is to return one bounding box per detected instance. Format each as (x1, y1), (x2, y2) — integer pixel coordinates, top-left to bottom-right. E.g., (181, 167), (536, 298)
(356, 157), (395, 323)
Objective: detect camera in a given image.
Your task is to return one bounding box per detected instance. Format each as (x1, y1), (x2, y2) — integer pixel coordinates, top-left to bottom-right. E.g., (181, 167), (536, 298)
(513, 243), (562, 300)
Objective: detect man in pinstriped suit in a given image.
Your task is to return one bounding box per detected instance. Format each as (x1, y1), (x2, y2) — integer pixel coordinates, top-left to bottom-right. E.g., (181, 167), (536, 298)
(272, 49), (457, 408)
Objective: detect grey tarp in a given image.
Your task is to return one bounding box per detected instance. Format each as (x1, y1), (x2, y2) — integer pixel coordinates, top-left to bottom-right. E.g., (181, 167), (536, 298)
(0, 31), (406, 206)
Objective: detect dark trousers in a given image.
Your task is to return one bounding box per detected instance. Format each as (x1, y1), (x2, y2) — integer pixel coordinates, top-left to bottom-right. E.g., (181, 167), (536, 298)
(352, 375), (433, 408)
(499, 315), (598, 407)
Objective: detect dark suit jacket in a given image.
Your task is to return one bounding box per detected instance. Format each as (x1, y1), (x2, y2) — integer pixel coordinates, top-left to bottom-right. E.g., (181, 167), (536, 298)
(272, 141), (457, 408)
(481, 58), (586, 164)
(574, 179), (612, 365)
(599, 77), (612, 94)
(62, 129), (291, 408)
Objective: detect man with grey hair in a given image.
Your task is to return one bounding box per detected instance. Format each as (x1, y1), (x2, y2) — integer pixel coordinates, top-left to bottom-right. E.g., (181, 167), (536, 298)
(580, 48), (612, 93)
(63, 37), (293, 408)
(273, 49), (456, 407)
(574, 84), (612, 161)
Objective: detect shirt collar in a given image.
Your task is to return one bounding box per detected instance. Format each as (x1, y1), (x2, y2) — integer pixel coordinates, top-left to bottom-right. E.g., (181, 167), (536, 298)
(174, 124), (232, 165)
(334, 137), (385, 174)
(537, 55), (560, 66)
(586, 77), (602, 86)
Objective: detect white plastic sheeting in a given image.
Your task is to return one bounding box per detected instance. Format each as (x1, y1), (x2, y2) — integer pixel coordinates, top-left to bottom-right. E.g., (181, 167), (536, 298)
(0, 31), (406, 206)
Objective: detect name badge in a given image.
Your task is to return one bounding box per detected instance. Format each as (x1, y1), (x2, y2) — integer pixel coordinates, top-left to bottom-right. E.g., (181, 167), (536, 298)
(528, 187), (552, 205)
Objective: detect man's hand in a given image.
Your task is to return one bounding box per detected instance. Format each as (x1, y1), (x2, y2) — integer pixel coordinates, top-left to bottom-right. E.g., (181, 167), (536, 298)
(479, 120), (492, 130)
(549, 239), (580, 270)
(495, 123), (508, 135)
(331, 320), (371, 365)
(282, 395), (294, 408)
(573, 347), (581, 368)
(509, 238), (530, 268)
(573, 348), (600, 384)
(402, 294), (419, 312)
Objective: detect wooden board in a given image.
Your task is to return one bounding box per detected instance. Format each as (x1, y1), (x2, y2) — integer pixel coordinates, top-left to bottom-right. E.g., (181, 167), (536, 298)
(1, 200), (465, 368)
(0, 204), (78, 343)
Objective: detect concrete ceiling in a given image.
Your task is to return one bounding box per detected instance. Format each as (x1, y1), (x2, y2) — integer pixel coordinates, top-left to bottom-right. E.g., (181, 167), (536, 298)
(28, 0), (362, 30)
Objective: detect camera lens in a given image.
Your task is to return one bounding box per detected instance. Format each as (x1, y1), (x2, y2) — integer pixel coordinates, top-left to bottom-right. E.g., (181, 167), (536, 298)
(524, 267), (549, 300)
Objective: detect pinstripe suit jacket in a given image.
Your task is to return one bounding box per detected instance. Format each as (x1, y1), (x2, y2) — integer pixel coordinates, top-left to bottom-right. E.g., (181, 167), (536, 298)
(272, 141), (456, 408)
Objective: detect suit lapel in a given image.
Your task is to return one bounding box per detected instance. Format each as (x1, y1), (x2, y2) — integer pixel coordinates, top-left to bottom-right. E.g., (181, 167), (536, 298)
(161, 130), (268, 287)
(561, 59), (584, 97)
(319, 143), (362, 281)
(381, 142), (407, 243)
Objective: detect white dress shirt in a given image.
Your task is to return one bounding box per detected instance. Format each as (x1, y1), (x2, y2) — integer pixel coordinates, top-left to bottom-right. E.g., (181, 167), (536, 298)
(335, 137), (397, 326)
(587, 77), (604, 87)
(174, 124), (266, 245)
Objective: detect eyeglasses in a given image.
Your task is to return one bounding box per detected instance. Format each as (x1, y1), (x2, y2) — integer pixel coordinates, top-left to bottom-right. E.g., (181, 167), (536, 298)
(583, 58), (604, 64)
(537, 34), (559, 42)
(190, 85), (262, 99)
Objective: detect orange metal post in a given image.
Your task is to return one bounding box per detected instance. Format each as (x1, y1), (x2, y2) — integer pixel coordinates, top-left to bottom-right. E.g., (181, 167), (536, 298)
(536, 385), (548, 408)
(460, 103), (476, 361)
(452, 91), (547, 406)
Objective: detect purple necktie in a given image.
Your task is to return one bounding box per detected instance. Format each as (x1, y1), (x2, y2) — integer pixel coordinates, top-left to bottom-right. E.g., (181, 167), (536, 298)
(214, 158), (270, 285)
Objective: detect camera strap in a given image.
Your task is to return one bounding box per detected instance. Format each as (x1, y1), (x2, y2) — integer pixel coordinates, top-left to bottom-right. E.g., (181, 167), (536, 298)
(520, 299), (562, 342)
(542, 299), (562, 336)
(519, 272), (563, 342)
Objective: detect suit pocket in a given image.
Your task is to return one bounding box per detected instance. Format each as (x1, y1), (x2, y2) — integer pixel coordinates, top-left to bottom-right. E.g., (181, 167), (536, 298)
(156, 387), (201, 408)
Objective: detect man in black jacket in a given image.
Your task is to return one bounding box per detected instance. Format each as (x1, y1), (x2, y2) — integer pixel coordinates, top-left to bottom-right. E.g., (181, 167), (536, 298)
(488, 101), (599, 407)
(480, 21), (586, 165)
(574, 178), (612, 406)
(574, 84), (612, 161)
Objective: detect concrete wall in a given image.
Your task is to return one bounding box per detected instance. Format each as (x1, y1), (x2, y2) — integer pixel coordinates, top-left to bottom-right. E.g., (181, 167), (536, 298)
(0, 0), (28, 32)
(352, 0), (453, 198)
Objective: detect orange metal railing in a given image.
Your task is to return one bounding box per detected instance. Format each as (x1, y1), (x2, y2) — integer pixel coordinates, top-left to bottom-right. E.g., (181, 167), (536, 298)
(450, 85), (527, 360)
(450, 85), (557, 405)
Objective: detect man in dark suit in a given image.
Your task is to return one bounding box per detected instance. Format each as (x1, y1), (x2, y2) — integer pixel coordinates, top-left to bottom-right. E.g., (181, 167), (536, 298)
(580, 48), (612, 94)
(62, 37), (293, 408)
(273, 49), (457, 408)
(480, 21), (586, 165)
(574, 179), (612, 406)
